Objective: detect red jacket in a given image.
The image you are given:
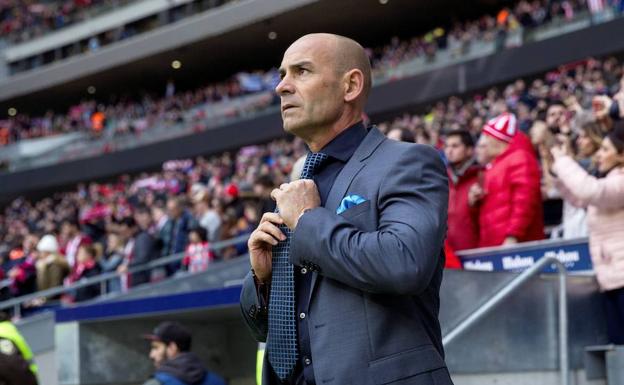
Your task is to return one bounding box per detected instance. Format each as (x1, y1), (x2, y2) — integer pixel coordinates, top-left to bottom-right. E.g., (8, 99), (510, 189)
(447, 161), (481, 251)
(478, 140), (544, 247)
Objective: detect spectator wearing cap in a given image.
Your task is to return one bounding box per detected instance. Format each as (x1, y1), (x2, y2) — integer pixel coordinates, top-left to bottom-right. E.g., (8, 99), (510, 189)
(35, 235), (70, 294)
(142, 322), (225, 385)
(470, 113), (544, 247)
(444, 130), (481, 251)
(551, 122), (624, 344)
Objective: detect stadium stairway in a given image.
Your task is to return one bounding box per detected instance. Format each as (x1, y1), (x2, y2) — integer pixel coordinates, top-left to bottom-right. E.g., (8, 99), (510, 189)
(17, 248), (608, 385)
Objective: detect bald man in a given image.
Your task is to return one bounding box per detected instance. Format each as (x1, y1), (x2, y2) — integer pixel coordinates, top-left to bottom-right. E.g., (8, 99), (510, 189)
(240, 34), (453, 385)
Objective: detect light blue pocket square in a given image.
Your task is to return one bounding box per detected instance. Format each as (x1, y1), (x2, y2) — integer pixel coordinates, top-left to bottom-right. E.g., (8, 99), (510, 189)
(336, 194), (367, 215)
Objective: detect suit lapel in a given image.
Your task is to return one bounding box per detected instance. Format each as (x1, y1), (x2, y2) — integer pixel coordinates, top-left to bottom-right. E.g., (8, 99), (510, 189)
(308, 127), (386, 303)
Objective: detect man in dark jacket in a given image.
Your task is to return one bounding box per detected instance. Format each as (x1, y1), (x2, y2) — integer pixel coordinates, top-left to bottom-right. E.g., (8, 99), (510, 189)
(118, 212), (159, 289)
(143, 322), (226, 385)
(160, 198), (195, 275)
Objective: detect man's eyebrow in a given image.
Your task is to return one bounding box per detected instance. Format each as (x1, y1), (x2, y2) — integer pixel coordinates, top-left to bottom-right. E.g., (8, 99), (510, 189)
(278, 60), (314, 74)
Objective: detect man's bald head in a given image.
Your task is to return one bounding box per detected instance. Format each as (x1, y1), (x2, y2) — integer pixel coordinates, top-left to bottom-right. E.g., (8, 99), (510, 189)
(289, 33), (372, 103)
(276, 33), (372, 150)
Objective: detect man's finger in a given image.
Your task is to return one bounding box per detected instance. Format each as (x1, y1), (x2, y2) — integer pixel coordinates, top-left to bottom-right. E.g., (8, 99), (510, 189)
(260, 212), (284, 225)
(271, 188), (283, 202)
(259, 221), (287, 241)
(249, 230), (279, 246)
(279, 183), (289, 190)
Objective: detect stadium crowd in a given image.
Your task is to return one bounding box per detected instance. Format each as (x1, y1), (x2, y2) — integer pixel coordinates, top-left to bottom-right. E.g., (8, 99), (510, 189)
(0, 53), (623, 311)
(0, 0), (131, 45)
(0, 0), (596, 147)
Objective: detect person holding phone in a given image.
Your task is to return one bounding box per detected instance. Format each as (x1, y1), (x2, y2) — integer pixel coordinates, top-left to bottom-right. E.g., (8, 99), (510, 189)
(551, 121), (624, 343)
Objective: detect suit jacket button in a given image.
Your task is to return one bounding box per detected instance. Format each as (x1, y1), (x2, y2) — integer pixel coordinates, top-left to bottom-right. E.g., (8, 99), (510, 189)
(304, 357), (311, 366)
(301, 267), (308, 274)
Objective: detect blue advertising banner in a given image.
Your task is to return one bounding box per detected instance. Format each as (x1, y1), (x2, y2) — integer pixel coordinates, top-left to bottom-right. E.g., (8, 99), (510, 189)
(456, 238), (593, 273)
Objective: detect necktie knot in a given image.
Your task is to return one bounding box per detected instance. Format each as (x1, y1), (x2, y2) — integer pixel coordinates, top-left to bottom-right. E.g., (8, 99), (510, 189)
(300, 152), (328, 180)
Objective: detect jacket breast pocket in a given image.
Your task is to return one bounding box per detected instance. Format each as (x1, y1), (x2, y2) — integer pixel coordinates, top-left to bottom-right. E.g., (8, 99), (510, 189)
(368, 344), (446, 384)
(339, 200), (371, 220)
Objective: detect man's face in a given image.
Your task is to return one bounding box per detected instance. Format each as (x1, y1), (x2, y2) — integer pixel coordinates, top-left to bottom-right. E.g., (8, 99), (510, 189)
(444, 136), (473, 166)
(167, 201), (181, 219)
(275, 37), (344, 137)
(149, 341), (167, 368)
(476, 135), (504, 165)
(546, 105), (566, 131)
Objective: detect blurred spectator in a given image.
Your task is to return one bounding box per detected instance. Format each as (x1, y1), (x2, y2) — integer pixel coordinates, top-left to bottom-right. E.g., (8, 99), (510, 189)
(551, 121), (603, 238)
(99, 232), (124, 293)
(7, 235), (38, 298)
(444, 130), (481, 251)
(117, 215), (158, 290)
(387, 127), (415, 142)
(34, 235), (69, 294)
(470, 113), (544, 247)
(161, 197), (194, 274)
(551, 122), (624, 343)
(60, 218), (92, 270)
(182, 227), (214, 274)
(66, 244), (102, 302)
(252, 175), (276, 216)
(192, 192), (221, 243)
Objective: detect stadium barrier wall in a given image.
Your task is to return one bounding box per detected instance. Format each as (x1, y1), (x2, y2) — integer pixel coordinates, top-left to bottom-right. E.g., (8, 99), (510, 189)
(34, 238), (606, 385)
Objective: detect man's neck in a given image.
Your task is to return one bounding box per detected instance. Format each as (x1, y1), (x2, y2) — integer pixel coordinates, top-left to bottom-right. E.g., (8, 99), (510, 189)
(451, 158), (474, 174)
(305, 112), (362, 152)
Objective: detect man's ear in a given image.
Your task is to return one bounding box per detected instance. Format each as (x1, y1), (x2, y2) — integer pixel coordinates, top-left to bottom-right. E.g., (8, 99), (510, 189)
(343, 69), (365, 103)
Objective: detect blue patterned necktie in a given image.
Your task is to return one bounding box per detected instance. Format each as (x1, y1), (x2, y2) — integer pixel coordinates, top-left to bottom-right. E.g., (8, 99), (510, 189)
(267, 152), (328, 380)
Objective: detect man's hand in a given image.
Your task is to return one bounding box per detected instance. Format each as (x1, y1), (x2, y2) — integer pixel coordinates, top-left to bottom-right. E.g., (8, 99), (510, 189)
(271, 180), (321, 229)
(468, 183), (485, 207)
(248, 212), (287, 283)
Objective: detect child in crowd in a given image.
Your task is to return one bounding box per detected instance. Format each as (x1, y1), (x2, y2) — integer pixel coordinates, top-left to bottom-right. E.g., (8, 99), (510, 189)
(182, 227), (214, 274)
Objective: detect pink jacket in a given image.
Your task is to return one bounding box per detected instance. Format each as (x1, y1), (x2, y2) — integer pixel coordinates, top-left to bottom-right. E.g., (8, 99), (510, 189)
(553, 156), (624, 291)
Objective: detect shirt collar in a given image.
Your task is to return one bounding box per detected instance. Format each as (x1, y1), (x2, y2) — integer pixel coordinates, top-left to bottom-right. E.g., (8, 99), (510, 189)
(317, 121), (368, 162)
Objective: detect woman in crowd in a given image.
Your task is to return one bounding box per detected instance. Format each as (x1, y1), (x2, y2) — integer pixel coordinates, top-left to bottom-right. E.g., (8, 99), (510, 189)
(551, 122), (624, 343)
(35, 235), (69, 296)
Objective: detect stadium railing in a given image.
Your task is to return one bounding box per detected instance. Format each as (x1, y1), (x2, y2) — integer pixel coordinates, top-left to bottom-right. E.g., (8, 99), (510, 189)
(0, 233), (250, 318)
(443, 255), (569, 385)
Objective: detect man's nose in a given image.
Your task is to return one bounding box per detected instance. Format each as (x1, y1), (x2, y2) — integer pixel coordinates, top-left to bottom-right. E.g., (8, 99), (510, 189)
(275, 76), (293, 96)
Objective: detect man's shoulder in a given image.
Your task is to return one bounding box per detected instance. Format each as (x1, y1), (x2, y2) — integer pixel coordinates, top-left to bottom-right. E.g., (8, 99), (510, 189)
(377, 138), (441, 163)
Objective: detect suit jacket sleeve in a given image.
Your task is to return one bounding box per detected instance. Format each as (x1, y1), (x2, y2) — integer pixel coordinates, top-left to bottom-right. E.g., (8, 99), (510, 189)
(290, 144), (448, 295)
(239, 271), (268, 342)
